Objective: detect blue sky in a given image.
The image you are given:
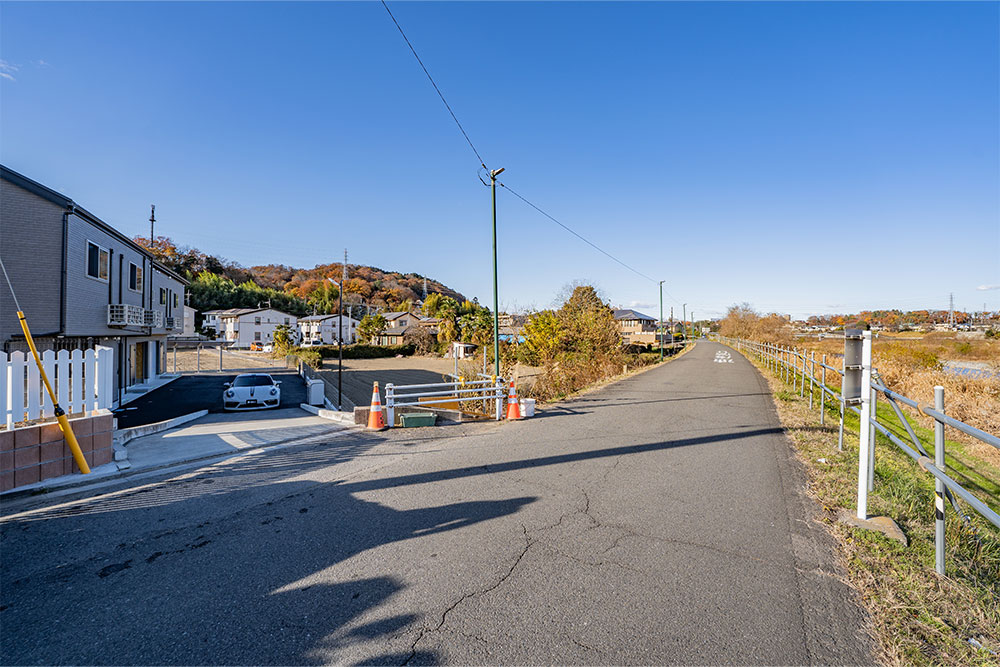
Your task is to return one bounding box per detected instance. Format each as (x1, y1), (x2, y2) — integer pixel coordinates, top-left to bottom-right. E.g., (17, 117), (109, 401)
(2, 1), (998, 319)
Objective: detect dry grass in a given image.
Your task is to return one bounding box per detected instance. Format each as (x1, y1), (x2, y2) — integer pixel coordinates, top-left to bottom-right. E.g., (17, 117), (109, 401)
(749, 353), (1000, 666)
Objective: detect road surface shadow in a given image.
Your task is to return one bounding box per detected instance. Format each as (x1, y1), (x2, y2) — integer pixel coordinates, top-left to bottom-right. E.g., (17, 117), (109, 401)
(0, 431), (535, 666)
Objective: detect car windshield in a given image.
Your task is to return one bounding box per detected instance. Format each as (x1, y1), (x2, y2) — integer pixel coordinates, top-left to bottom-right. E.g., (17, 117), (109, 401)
(233, 375), (273, 387)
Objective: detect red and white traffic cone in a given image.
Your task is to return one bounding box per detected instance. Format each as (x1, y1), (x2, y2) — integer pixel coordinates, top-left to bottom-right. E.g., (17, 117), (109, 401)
(367, 381), (387, 430)
(506, 381), (521, 420)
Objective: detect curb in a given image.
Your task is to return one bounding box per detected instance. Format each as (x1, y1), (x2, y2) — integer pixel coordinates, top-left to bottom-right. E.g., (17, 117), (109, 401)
(299, 403), (360, 427)
(113, 409), (209, 447)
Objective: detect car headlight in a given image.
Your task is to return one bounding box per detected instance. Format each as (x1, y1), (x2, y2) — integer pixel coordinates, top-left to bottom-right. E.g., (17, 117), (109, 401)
(225, 390), (235, 398)
(270, 388), (278, 395)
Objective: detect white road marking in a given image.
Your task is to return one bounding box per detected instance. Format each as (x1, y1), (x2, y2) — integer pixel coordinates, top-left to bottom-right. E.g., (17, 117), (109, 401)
(714, 350), (734, 364)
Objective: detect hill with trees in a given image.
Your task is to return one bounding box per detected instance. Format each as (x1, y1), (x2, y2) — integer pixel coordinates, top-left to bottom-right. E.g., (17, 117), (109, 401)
(132, 235), (468, 323)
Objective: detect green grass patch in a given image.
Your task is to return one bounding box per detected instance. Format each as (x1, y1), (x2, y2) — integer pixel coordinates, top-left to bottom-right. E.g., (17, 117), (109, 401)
(741, 350), (999, 666)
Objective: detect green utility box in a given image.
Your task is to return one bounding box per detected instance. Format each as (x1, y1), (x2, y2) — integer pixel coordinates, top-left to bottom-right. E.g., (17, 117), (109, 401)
(400, 412), (437, 428)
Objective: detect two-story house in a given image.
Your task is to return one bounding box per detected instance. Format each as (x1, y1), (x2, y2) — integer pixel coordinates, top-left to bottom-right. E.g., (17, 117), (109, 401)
(376, 311), (421, 345)
(1, 165), (188, 406)
(211, 308), (297, 348)
(298, 314), (359, 345)
(613, 309), (658, 345)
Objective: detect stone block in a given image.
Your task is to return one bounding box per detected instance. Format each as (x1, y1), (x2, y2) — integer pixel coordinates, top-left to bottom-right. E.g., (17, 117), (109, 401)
(0, 430), (13, 452)
(93, 430), (112, 450)
(92, 413), (113, 434)
(14, 446), (40, 469)
(1, 471), (14, 492)
(39, 422), (64, 445)
(14, 426), (40, 449)
(1, 450), (13, 472)
(69, 416), (93, 437)
(14, 466), (40, 487)
(40, 441), (65, 463)
(39, 460), (63, 481)
(94, 448), (113, 467)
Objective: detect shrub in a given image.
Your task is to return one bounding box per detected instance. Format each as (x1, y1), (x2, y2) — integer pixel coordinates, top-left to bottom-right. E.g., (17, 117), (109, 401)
(311, 343), (415, 359)
(403, 326), (434, 355)
(296, 348), (322, 369)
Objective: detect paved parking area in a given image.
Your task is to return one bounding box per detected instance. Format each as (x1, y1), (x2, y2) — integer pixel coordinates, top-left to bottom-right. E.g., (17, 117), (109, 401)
(114, 371), (307, 429)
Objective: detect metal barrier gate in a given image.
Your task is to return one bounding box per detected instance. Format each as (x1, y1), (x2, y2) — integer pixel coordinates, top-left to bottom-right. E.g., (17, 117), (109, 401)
(384, 377), (507, 427)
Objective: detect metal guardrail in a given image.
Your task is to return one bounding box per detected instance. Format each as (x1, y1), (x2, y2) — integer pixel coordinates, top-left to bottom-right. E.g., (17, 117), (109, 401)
(385, 377), (507, 427)
(711, 334), (1000, 576)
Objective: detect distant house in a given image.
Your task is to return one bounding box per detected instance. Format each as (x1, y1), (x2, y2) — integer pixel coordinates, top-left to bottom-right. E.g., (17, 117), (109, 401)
(211, 308), (297, 348)
(374, 312), (425, 346)
(298, 314), (359, 345)
(180, 305), (197, 337)
(614, 309), (657, 344)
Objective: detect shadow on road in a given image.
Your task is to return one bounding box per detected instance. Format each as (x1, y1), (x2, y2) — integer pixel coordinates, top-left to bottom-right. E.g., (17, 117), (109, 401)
(0, 432), (534, 665)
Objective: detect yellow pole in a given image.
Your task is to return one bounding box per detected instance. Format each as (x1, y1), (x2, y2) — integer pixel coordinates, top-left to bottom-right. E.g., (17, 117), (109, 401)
(16, 311), (90, 474)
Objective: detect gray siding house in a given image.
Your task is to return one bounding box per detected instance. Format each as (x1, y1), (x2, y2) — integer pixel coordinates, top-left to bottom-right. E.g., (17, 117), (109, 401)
(1, 165), (188, 406)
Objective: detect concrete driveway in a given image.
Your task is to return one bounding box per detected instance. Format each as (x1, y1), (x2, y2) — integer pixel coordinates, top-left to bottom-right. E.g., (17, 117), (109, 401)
(124, 408), (350, 472)
(114, 371), (307, 429)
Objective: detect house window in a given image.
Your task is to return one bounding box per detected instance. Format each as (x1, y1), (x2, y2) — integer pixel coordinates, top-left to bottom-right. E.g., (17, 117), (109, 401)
(173, 294), (179, 308)
(129, 263), (143, 292)
(159, 288), (167, 305)
(254, 332), (261, 341)
(284, 318), (289, 325)
(254, 316), (261, 325)
(86, 242), (109, 281)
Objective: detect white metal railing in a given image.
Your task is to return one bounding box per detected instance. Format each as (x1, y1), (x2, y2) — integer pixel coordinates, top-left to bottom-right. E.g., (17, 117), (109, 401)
(712, 333), (1000, 576)
(2, 347), (114, 429)
(384, 377), (507, 427)
(108, 304), (145, 327)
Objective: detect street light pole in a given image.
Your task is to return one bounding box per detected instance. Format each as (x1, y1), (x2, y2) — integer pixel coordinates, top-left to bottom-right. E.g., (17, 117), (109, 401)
(490, 167), (505, 379)
(659, 281), (664, 362)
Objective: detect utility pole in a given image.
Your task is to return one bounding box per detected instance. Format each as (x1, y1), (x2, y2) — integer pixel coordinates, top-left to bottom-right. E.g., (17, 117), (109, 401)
(691, 311), (695, 338)
(339, 250), (347, 409)
(149, 204), (156, 245)
(683, 303), (687, 340)
(490, 167), (505, 379)
(669, 307), (674, 346)
(659, 281), (664, 361)
(949, 293), (955, 329)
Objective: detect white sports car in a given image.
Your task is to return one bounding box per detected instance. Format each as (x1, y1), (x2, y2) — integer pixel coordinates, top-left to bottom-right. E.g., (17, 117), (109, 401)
(223, 374), (281, 411)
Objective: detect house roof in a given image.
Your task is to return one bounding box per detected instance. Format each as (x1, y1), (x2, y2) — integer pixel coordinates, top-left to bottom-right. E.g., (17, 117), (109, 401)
(299, 314), (357, 322)
(614, 309), (656, 321)
(1, 164), (189, 286)
(382, 311), (415, 321)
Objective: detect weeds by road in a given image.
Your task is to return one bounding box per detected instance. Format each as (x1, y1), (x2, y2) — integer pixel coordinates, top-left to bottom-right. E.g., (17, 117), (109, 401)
(746, 353), (999, 666)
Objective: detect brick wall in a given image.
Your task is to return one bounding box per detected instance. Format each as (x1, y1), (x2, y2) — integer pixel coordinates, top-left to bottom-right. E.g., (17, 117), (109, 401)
(0, 411), (114, 492)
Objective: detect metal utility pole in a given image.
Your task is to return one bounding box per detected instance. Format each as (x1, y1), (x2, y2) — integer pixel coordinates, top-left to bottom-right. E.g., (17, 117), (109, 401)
(949, 293), (955, 330)
(490, 167), (505, 379)
(149, 204), (156, 244)
(659, 281), (664, 361)
(669, 307), (674, 346)
(339, 249), (347, 410)
(691, 311), (695, 338)
(683, 303), (687, 340)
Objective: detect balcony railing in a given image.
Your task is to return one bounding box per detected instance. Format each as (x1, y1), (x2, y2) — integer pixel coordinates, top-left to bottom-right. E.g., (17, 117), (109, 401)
(108, 304), (146, 327)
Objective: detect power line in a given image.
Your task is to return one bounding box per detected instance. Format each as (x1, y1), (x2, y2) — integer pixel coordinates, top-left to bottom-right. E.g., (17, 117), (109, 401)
(379, 2), (677, 308)
(498, 182), (681, 304)
(379, 0), (487, 170)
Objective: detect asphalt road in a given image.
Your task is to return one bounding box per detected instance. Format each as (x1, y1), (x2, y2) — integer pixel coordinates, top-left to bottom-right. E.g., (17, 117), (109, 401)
(0, 341), (872, 665)
(113, 371), (307, 429)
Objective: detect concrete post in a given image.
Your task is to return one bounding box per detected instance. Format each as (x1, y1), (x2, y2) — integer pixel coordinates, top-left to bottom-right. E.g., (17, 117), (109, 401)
(856, 331), (873, 520)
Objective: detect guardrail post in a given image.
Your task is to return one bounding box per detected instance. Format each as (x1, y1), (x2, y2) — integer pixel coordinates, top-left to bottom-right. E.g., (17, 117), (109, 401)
(856, 330), (873, 519)
(800, 350), (806, 397)
(868, 385), (876, 492)
(809, 352), (815, 409)
(934, 385), (946, 575)
(219, 344), (223, 372)
(385, 383), (395, 427)
(820, 354), (826, 425)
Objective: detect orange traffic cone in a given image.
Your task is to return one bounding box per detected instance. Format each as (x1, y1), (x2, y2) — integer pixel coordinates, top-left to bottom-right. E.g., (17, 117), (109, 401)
(368, 381), (387, 430)
(506, 381), (521, 420)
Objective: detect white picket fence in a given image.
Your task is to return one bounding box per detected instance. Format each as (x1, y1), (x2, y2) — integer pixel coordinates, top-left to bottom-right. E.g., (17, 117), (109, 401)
(2, 346), (114, 429)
